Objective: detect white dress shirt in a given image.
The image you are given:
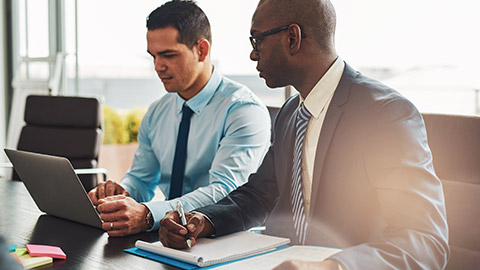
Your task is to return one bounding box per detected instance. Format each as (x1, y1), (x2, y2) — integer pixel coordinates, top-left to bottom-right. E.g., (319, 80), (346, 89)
(299, 57), (345, 216)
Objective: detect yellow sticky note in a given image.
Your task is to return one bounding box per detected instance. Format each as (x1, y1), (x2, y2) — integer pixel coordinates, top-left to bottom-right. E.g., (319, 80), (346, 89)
(15, 247), (28, 257)
(18, 254), (53, 269)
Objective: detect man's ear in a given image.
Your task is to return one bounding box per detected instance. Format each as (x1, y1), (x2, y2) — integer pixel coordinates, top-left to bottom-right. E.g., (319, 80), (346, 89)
(287, 24), (303, 55)
(196, 39), (210, 62)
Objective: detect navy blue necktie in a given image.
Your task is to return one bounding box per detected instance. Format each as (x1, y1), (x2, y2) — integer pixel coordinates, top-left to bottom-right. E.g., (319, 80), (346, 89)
(169, 103), (194, 199)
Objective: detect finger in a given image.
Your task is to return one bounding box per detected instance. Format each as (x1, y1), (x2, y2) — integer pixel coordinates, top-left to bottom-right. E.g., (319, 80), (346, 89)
(187, 223), (197, 234)
(161, 211), (181, 226)
(163, 230), (192, 249)
(187, 216), (200, 231)
(102, 220), (115, 231)
(185, 213), (204, 236)
(101, 219), (129, 231)
(113, 183), (128, 196)
(164, 210), (180, 220)
(105, 180), (117, 197)
(159, 214), (193, 248)
(158, 227), (169, 246)
(112, 220), (129, 230)
(166, 229), (188, 242)
(88, 188), (99, 206)
(98, 195), (128, 207)
(97, 199), (126, 213)
(97, 182), (106, 199)
(100, 194), (127, 202)
(99, 211), (125, 222)
(160, 215), (186, 234)
(102, 221), (113, 231)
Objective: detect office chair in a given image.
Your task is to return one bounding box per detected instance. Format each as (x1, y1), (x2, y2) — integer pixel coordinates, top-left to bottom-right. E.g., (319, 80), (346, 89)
(422, 113), (480, 270)
(11, 95), (106, 191)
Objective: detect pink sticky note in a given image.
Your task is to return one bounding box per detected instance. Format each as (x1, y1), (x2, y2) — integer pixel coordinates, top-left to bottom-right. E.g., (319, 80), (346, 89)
(26, 244), (67, 259)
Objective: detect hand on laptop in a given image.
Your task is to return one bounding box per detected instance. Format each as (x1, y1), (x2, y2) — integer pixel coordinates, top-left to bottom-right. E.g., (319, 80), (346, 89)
(159, 210), (215, 249)
(96, 195), (150, 237)
(88, 180), (130, 206)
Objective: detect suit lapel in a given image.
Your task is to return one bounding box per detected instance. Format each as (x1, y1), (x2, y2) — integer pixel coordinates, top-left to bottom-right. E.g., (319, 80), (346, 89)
(308, 64), (357, 221)
(276, 97), (299, 201)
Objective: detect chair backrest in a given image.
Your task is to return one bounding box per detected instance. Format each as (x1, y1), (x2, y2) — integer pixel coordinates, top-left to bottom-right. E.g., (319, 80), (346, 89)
(422, 113), (480, 269)
(15, 95), (102, 191)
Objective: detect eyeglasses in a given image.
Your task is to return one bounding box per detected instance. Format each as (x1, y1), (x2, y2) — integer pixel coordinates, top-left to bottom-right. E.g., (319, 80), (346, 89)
(249, 25), (307, 51)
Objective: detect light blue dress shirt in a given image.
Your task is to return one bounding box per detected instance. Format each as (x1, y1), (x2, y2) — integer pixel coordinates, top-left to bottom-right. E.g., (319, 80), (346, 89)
(120, 68), (271, 230)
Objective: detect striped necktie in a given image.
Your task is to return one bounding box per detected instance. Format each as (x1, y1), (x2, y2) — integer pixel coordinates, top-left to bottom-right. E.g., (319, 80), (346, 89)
(291, 102), (311, 244)
(169, 103), (194, 199)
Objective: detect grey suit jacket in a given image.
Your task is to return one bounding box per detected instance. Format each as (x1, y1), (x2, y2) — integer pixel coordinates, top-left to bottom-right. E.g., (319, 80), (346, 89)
(196, 63), (449, 269)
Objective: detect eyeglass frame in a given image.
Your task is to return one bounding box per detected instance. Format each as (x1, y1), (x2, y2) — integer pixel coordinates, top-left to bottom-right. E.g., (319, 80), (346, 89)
(249, 24), (307, 51)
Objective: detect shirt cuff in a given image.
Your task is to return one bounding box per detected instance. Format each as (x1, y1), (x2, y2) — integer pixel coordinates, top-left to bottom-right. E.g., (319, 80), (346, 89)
(143, 201), (174, 231)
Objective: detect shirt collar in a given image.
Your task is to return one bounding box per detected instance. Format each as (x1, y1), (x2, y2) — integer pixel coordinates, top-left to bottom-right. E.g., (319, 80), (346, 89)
(300, 57), (345, 118)
(175, 66), (222, 115)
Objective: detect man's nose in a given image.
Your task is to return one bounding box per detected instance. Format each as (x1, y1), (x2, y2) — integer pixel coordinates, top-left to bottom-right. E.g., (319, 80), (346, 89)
(154, 59), (167, 72)
(250, 49), (259, 61)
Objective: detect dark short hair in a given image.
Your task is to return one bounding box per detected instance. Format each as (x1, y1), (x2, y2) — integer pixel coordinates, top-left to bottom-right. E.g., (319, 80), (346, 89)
(146, 0), (212, 48)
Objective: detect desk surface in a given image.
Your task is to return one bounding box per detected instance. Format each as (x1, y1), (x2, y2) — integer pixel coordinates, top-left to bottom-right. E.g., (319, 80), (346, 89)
(0, 178), (177, 270)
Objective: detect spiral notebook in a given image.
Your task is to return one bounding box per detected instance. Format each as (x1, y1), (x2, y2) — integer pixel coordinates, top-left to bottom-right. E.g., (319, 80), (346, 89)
(126, 231), (290, 268)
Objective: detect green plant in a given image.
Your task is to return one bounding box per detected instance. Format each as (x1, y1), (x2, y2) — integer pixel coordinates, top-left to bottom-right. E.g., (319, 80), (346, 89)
(125, 108), (146, 143)
(103, 106), (127, 144)
(103, 106), (146, 144)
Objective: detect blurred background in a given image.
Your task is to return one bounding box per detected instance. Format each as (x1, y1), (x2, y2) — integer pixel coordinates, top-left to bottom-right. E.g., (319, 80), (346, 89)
(1, 0), (479, 180)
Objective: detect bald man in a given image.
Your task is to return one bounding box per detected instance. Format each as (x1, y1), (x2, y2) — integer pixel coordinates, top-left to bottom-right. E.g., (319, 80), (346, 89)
(158, 0), (449, 269)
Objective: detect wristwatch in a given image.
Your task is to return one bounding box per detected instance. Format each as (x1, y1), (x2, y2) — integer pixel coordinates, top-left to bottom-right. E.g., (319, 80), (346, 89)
(145, 209), (154, 229)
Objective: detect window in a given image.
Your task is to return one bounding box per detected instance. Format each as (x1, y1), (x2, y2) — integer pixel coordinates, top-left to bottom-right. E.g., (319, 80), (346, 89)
(69, 0), (480, 116)
(12, 0), (480, 114)
(8, 0), (480, 180)
(333, 0), (480, 115)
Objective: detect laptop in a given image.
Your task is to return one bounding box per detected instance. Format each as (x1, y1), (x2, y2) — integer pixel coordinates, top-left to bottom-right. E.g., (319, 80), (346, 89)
(4, 149), (103, 229)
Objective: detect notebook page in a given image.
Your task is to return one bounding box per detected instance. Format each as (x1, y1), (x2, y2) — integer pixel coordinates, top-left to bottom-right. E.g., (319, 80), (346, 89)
(194, 231), (290, 266)
(135, 231), (290, 267)
(135, 240), (201, 265)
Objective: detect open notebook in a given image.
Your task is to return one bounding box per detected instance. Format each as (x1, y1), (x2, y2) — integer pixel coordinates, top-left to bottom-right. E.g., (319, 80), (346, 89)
(128, 231), (290, 268)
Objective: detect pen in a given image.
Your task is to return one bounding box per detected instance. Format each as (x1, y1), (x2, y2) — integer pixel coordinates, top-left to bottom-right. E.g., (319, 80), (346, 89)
(176, 201), (192, 248)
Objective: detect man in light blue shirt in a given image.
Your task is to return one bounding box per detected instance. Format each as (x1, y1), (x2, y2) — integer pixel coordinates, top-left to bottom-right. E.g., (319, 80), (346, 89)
(87, 1), (270, 237)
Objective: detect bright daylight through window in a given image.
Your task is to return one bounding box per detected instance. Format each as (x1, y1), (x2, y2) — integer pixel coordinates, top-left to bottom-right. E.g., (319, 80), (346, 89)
(10, 0), (480, 180)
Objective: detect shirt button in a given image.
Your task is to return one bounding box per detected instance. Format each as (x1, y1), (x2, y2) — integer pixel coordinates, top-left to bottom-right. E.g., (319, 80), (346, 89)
(302, 165), (306, 171)
(306, 199), (310, 205)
